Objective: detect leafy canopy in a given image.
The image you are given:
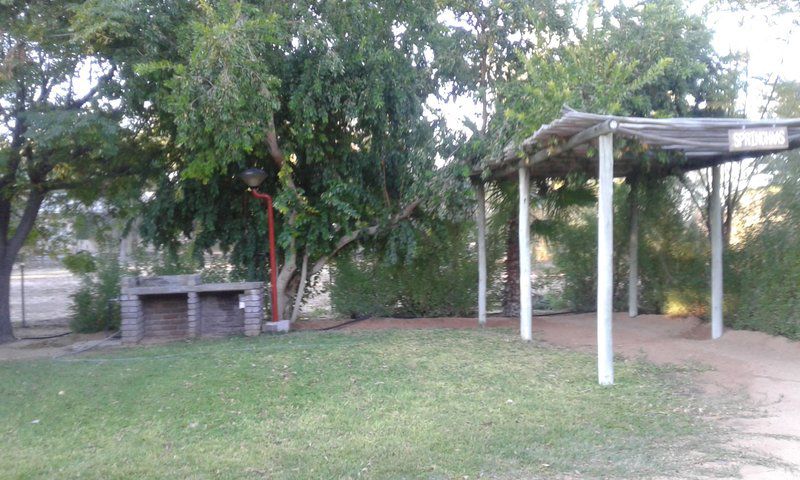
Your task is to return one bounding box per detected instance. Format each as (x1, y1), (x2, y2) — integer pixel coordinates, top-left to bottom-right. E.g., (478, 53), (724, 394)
(76, 0), (467, 281)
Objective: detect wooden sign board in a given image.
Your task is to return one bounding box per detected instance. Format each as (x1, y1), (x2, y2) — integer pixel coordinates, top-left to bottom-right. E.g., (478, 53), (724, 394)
(728, 127), (789, 152)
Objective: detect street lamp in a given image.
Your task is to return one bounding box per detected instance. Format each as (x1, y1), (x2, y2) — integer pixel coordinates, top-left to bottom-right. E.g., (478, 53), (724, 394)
(239, 167), (280, 323)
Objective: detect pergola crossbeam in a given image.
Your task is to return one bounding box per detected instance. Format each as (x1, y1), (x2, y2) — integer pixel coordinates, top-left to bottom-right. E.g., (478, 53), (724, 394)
(473, 119), (622, 181)
(525, 119), (620, 164)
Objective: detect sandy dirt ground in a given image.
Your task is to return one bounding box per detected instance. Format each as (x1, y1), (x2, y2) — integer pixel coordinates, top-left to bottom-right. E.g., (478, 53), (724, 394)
(296, 313), (800, 479)
(529, 313), (800, 480)
(0, 328), (117, 361)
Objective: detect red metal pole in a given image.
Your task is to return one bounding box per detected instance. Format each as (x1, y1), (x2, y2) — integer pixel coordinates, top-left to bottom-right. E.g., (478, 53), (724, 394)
(249, 189), (280, 322)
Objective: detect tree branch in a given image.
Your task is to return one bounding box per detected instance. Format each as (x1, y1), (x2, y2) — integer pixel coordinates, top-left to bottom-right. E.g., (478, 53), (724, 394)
(266, 113), (285, 169)
(0, 77), (29, 244)
(678, 174), (707, 231)
(309, 199), (422, 277)
(41, 155), (139, 192)
(7, 188), (44, 256)
(34, 50), (53, 105)
(66, 65), (117, 109)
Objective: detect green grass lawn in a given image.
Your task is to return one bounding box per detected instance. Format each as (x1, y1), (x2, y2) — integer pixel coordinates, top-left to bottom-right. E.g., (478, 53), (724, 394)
(1, 329), (735, 479)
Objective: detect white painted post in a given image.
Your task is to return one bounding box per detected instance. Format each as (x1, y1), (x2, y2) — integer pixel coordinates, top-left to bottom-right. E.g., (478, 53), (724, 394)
(628, 178), (639, 318)
(710, 166), (724, 339)
(476, 182), (488, 327)
(597, 133), (614, 385)
(519, 166), (532, 341)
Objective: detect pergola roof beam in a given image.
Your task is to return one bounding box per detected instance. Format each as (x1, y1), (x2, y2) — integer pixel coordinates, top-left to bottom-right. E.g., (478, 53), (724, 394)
(546, 108), (800, 128)
(526, 119), (619, 164)
(475, 107), (800, 181)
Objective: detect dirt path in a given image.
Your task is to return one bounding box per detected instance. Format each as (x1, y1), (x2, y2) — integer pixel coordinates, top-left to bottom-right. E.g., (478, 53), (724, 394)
(530, 313), (800, 480)
(0, 329), (115, 361)
(298, 313), (800, 479)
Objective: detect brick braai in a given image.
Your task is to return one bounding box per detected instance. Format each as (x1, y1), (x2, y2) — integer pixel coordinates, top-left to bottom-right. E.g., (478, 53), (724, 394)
(121, 275), (265, 344)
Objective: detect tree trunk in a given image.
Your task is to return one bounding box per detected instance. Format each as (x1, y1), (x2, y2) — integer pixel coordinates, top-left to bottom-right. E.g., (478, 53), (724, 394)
(290, 252), (309, 323)
(0, 257), (17, 343)
(502, 215), (520, 317)
(276, 272), (294, 320)
(723, 197), (733, 247)
(275, 242), (297, 320)
(0, 190), (45, 343)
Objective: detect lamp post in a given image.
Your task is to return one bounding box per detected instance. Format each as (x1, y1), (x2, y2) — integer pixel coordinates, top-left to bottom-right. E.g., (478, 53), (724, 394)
(239, 168), (280, 323)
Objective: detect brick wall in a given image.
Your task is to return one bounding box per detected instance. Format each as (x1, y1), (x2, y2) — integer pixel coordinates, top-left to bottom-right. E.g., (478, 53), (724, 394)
(198, 292), (244, 337)
(142, 294), (189, 340)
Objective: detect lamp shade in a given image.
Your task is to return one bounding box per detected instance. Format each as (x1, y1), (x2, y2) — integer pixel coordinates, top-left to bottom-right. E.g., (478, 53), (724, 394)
(239, 168), (268, 188)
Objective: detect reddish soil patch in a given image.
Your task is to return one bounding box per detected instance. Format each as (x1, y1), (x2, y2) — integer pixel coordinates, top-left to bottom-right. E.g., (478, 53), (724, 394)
(297, 313), (800, 479)
(292, 316), (519, 331)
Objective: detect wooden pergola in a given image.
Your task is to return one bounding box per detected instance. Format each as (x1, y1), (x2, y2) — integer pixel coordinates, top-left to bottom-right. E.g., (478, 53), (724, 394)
(472, 107), (800, 385)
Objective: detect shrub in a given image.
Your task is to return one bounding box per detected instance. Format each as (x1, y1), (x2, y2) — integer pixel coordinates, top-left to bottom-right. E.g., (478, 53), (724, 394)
(130, 243), (241, 284)
(727, 227), (800, 339)
(330, 256), (396, 318)
(551, 178), (708, 314)
(726, 153), (800, 339)
(65, 251), (122, 333)
(331, 222), (498, 318)
(130, 244), (199, 277)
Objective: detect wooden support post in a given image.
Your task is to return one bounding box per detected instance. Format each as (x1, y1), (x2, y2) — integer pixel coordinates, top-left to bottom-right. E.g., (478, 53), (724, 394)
(710, 165), (724, 339)
(519, 166), (532, 341)
(597, 133), (614, 385)
(628, 177), (639, 318)
(476, 182), (488, 327)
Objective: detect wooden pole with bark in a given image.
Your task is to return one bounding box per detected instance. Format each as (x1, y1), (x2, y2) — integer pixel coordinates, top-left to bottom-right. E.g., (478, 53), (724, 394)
(628, 176), (639, 318)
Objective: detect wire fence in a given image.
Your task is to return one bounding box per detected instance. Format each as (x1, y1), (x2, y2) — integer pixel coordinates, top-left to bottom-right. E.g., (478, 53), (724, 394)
(10, 261), (79, 328)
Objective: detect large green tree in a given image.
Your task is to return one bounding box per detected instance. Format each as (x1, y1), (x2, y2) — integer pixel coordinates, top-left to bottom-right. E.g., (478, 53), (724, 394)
(500, 0), (737, 135)
(77, 0), (471, 319)
(0, 1), (146, 343)
(441, 0), (573, 316)
(489, 0), (739, 315)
